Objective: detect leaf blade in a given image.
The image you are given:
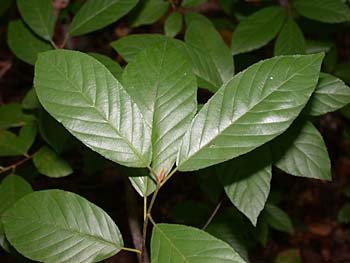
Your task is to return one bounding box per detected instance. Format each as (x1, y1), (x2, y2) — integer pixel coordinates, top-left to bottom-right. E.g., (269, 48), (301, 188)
(69, 0), (138, 37)
(34, 50), (152, 168)
(177, 53), (324, 171)
(3, 190), (123, 263)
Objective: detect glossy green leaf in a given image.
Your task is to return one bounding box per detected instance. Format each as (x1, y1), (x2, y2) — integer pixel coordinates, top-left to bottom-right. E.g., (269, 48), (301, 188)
(123, 42), (197, 193)
(17, 0), (55, 40)
(177, 53), (324, 171)
(264, 204), (294, 234)
(111, 34), (166, 62)
(164, 12), (182, 37)
(185, 19), (234, 86)
(294, 0), (350, 23)
(88, 53), (123, 81)
(126, 168), (156, 197)
(184, 12), (213, 27)
(231, 7), (287, 55)
(69, 0), (138, 37)
(0, 175), (33, 216)
(219, 147), (272, 226)
(0, 103), (34, 129)
(0, 125), (36, 157)
(34, 50), (152, 168)
(33, 146), (73, 178)
(182, 0), (206, 8)
(112, 34), (221, 91)
(22, 88), (40, 110)
(274, 17), (306, 56)
(306, 73), (350, 115)
(271, 121), (331, 180)
(151, 223), (246, 263)
(3, 190), (123, 263)
(7, 20), (52, 65)
(131, 0), (168, 27)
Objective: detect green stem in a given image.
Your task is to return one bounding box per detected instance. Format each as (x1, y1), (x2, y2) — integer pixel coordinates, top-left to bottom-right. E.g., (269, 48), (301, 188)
(0, 153), (35, 175)
(121, 247), (141, 254)
(50, 39), (58, 49)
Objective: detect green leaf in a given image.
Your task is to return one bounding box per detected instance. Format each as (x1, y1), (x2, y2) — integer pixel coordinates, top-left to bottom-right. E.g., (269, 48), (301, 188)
(88, 53), (123, 81)
(334, 63), (350, 84)
(185, 19), (234, 86)
(254, 216), (269, 246)
(164, 12), (182, 37)
(182, 0), (206, 8)
(69, 0), (138, 37)
(0, 103), (34, 129)
(34, 50), (152, 168)
(123, 42), (197, 192)
(274, 17), (306, 56)
(306, 73), (350, 115)
(7, 20), (52, 65)
(0, 175), (33, 216)
(131, 0), (169, 27)
(151, 223), (246, 263)
(177, 53), (324, 171)
(111, 34), (222, 91)
(0, 125), (36, 157)
(33, 146), (73, 178)
(337, 203), (350, 224)
(0, 221), (10, 252)
(231, 7), (287, 55)
(275, 249), (302, 263)
(38, 110), (74, 154)
(219, 146), (272, 226)
(3, 190), (123, 263)
(125, 168), (156, 197)
(111, 34), (166, 62)
(305, 40), (333, 54)
(294, 0), (350, 24)
(22, 88), (40, 110)
(264, 204), (294, 234)
(271, 121), (331, 181)
(17, 0), (55, 41)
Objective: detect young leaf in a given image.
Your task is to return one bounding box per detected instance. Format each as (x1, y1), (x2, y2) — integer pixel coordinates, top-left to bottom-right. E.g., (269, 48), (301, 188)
(271, 121), (331, 181)
(0, 175), (33, 216)
(68, 0), (139, 37)
(0, 103), (34, 129)
(34, 50), (152, 168)
(131, 0), (169, 27)
(22, 88), (40, 110)
(17, 0), (55, 41)
(294, 0), (350, 24)
(164, 12), (182, 37)
(123, 42), (197, 180)
(182, 0), (206, 8)
(7, 20), (52, 65)
(0, 126), (35, 157)
(33, 146), (73, 178)
(231, 7), (287, 55)
(177, 53), (324, 171)
(185, 19), (234, 86)
(3, 190), (123, 263)
(88, 53), (123, 81)
(274, 17), (306, 56)
(218, 146), (272, 226)
(306, 73), (350, 116)
(264, 204), (294, 234)
(151, 223), (246, 263)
